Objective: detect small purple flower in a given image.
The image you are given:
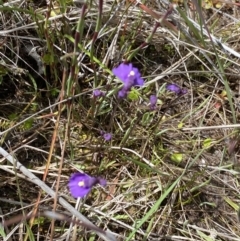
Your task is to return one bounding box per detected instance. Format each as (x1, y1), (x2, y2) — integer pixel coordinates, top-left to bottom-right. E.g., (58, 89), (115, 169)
(113, 63), (144, 87)
(103, 133), (112, 141)
(100, 131), (112, 141)
(117, 87), (128, 98)
(166, 84), (187, 95)
(113, 63), (144, 98)
(93, 89), (104, 97)
(68, 172), (106, 198)
(149, 95), (157, 110)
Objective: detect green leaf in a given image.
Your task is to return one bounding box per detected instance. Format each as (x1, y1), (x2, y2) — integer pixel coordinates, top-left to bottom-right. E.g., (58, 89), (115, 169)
(128, 89), (140, 101)
(224, 197), (239, 210)
(178, 122), (184, 128)
(23, 118), (34, 130)
(0, 65), (8, 76)
(8, 113), (17, 121)
(170, 153), (183, 164)
(0, 224), (6, 238)
(26, 224), (35, 241)
(196, 230), (215, 241)
(203, 138), (212, 148)
(43, 53), (54, 65)
(141, 112), (153, 126)
(51, 88), (60, 97)
(32, 217), (45, 225)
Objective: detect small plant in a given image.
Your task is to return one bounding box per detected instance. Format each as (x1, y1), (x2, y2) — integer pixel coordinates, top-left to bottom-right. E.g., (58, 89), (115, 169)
(113, 63), (144, 98)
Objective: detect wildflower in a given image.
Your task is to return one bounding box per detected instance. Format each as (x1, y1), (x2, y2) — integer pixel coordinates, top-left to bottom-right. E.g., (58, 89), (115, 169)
(68, 172), (106, 198)
(166, 84), (187, 95)
(103, 133), (112, 141)
(112, 63), (144, 98)
(93, 89), (104, 97)
(149, 95), (157, 110)
(100, 131), (112, 141)
(117, 88), (128, 98)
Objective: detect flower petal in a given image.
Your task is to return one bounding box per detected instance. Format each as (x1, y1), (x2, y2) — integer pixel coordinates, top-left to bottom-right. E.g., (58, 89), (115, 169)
(166, 84), (187, 95)
(118, 88), (128, 98)
(166, 84), (181, 94)
(112, 63), (131, 84)
(132, 67), (144, 86)
(113, 63), (144, 89)
(149, 95), (157, 110)
(68, 173), (92, 198)
(103, 133), (112, 141)
(97, 178), (107, 186)
(68, 173), (107, 198)
(93, 89), (104, 97)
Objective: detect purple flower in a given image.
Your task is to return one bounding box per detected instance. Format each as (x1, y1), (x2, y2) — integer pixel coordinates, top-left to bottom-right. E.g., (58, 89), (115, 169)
(93, 89), (104, 97)
(103, 133), (112, 141)
(166, 84), (187, 95)
(117, 87), (128, 98)
(68, 172), (106, 198)
(113, 63), (144, 98)
(100, 131), (112, 141)
(149, 95), (157, 110)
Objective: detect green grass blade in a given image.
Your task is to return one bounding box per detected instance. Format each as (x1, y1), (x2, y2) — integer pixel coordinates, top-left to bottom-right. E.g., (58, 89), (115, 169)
(126, 174), (184, 241)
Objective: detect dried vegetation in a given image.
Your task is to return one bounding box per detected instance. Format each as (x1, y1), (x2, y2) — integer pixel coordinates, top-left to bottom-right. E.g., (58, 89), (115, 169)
(0, 0), (240, 240)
